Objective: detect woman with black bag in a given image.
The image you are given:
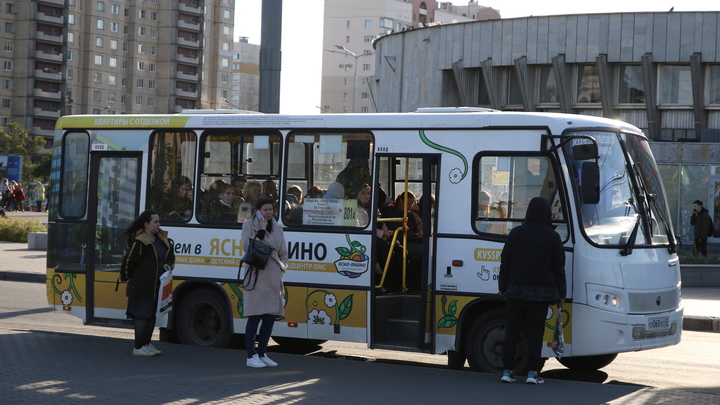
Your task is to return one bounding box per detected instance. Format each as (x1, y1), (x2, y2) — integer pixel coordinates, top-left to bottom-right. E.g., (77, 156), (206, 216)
(241, 196), (287, 368)
(121, 210), (175, 357)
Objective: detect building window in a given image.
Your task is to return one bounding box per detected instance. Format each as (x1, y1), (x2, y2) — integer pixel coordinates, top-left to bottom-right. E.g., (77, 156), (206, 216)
(136, 96), (143, 106)
(66, 51), (74, 60)
(507, 69), (522, 106)
(224, 9), (232, 19)
(222, 42), (230, 51)
(537, 65), (558, 104)
(111, 4), (119, 14)
(221, 90), (228, 98)
(68, 14), (75, 24)
(346, 36), (350, 43)
(148, 80), (156, 89)
(109, 57), (117, 67)
(222, 58), (229, 68)
(5, 23), (15, 33)
(4, 42), (13, 52)
(121, 78), (126, 87)
(221, 74), (228, 83)
(710, 66), (720, 104)
(68, 33), (74, 43)
(151, 29), (158, 38)
(137, 62), (145, 71)
(137, 79), (144, 88)
(138, 44), (145, 54)
(94, 55), (103, 65)
(96, 19), (104, 30)
(364, 35), (373, 43)
(6, 3), (16, 13)
(361, 107), (369, 113)
(660, 65), (692, 105)
(361, 92), (368, 99)
(93, 91), (102, 101)
(2, 99), (11, 108)
(3, 80), (11, 90)
(121, 95), (126, 104)
(139, 10), (146, 19)
(148, 97), (155, 107)
(96, 37), (103, 47)
(123, 42), (128, 52)
(150, 46), (157, 55)
(94, 72), (102, 83)
(139, 27), (146, 36)
(380, 18), (393, 29)
(108, 92), (116, 103)
(617, 65), (645, 104)
(223, 26), (231, 35)
(110, 39), (118, 50)
(232, 73), (240, 81)
(151, 12), (158, 21)
(111, 22), (118, 32)
(122, 60), (128, 69)
(148, 63), (155, 72)
(66, 69), (73, 79)
(347, 20), (351, 29)
(109, 74), (116, 85)
(576, 64), (601, 104)
(363, 64), (370, 71)
(97, 1), (105, 11)
(365, 20), (372, 28)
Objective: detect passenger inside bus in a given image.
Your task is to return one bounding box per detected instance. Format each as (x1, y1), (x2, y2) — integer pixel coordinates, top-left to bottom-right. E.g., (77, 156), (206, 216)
(262, 180), (279, 201)
(201, 179), (228, 220)
(335, 140), (372, 199)
(208, 183), (238, 222)
(285, 185), (323, 224)
(284, 185), (303, 218)
(355, 183), (372, 227)
(476, 190), (508, 234)
(168, 176), (193, 220)
(238, 181), (262, 221)
(324, 182), (345, 199)
(383, 191), (423, 292)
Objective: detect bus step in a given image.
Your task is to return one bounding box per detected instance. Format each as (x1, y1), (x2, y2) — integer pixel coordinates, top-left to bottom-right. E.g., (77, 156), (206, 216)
(387, 318), (420, 344)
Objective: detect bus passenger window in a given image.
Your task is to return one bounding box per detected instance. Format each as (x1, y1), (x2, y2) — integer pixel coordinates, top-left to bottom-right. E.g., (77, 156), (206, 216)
(475, 155), (567, 239)
(283, 132), (374, 227)
(148, 131), (196, 221)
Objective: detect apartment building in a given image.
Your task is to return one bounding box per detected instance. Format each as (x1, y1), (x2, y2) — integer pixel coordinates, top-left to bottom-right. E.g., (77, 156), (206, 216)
(0, 0), (235, 145)
(230, 37), (260, 111)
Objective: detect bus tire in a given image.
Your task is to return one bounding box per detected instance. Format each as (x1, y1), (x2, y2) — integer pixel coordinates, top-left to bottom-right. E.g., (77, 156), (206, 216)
(557, 354), (618, 371)
(465, 309), (529, 374)
(272, 336), (327, 353)
(176, 288), (232, 348)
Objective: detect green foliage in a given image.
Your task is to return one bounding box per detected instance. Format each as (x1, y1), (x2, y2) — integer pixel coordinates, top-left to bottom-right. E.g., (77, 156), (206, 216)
(30, 152), (52, 183)
(0, 123), (48, 184)
(0, 217), (47, 243)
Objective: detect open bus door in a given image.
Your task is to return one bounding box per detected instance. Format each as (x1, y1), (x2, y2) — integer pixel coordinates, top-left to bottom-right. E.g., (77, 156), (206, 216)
(372, 154), (439, 351)
(85, 152), (142, 325)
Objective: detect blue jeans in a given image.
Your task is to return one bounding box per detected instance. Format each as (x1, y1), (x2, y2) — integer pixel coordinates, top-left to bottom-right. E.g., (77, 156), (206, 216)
(245, 314), (275, 358)
(502, 298), (548, 372)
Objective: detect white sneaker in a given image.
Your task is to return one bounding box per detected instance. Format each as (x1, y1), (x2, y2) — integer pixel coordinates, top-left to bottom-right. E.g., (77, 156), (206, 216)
(133, 346), (155, 357)
(246, 354), (267, 368)
(259, 355), (278, 367)
(146, 343), (162, 355)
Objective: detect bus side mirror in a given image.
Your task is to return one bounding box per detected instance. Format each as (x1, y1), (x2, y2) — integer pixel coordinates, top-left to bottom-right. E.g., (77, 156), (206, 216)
(573, 143), (598, 160)
(581, 161), (600, 204)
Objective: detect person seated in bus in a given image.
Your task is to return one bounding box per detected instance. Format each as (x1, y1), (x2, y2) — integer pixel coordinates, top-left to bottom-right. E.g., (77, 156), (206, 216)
(476, 190), (507, 234)
(238, 180), (263, 221)
(411, 193), (435, 234)
(168, 176), (193, 220)
(336, 158), (371, 199)
(355, 183), (372, 227)
(284, 185), (303, 218)
(262, 180), (279, 201)
(231, 176), (246, 209)
(324, 182), (345, 199)
(208, 183), (237, 222)
(201, 179), (227, 220)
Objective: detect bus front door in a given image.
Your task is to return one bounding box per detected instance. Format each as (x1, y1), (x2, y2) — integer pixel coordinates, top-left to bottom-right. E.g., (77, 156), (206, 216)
(373, 154), (438, 351)
(86, 152), (142, 324)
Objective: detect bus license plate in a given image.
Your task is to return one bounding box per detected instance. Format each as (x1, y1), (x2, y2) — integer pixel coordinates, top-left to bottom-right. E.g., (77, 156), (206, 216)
(647, 316), (669, 331)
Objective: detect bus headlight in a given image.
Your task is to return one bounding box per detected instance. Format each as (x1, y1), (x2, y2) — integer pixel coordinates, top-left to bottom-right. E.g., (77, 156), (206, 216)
(587, 285), (625, 312)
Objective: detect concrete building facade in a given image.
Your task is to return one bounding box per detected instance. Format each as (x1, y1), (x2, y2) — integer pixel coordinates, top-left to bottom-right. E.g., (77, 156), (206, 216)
(230, 37), (260, 111)
(372, 11), (720, 242)
(0, 0), (235, 148)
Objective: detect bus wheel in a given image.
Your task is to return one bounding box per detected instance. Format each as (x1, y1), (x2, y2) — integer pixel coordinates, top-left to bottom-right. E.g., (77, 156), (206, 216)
(465, 309), (529, 374)
(176, 288), (232, 348)
(272, 336), (327, 353)
(558, 354), (617, 371)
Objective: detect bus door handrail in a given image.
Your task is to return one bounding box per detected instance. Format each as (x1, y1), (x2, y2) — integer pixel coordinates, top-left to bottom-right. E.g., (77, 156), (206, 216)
(374, 219), (407, 289)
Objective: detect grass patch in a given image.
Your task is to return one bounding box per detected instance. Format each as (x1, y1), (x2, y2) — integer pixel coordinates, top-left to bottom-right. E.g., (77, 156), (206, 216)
(0, 217), (47, 243)
(677, 246), (720, 264)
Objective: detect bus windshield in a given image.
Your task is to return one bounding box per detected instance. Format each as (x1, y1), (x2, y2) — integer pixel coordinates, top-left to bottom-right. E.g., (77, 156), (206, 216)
(566, 131), (674, 248)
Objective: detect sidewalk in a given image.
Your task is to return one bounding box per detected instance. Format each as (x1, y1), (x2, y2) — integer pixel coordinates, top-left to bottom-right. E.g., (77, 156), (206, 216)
(0, 210), (718, 331)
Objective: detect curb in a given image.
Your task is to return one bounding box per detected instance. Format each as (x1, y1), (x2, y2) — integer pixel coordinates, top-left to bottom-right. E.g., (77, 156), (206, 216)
(2, 270), (718, 334)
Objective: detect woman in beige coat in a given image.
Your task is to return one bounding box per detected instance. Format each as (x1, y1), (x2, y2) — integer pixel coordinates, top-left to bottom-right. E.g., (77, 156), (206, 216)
(241, 196), (288, 368)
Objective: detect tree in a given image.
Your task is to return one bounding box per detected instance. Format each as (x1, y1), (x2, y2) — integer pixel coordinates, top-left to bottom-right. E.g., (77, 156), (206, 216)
(0, 123), (47, 184)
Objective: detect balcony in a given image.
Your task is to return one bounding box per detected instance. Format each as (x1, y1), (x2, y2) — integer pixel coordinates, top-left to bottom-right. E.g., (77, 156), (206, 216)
(176, 71), (199, 81)
(36, 31), (63, 43)
(34, 69), (62, 81)
(178, 3), (202, 14)
(177, 54), (200, 64)
(178, 20), (200, 31)
(178, 37), (200, 47)
(38, 0), (64, 5)
(35, 51), (63, 62)
(33, 108), (61, 118)
(176, 89), (198, 98)
(174, 105), (185, 113)
(33, 88), (62, 100)
(32, 127), (55, 137)
(37, 13), (64, 25)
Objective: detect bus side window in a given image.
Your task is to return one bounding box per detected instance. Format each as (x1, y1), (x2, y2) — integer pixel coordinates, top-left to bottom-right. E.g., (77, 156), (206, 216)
(148, 131), (196, 221)
(475, 154), (567, 239)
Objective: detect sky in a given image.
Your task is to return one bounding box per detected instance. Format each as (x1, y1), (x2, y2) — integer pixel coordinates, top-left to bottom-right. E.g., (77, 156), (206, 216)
(234, 1), (719, 114)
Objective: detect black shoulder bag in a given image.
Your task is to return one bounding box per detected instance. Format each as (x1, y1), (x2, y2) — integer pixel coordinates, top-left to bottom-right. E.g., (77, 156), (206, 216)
(237, 236), (273, 290)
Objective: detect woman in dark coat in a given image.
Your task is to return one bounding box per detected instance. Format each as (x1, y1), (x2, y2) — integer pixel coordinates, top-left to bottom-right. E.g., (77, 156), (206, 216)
(241, 196), (287, 368)
(121, 210), (175, 357)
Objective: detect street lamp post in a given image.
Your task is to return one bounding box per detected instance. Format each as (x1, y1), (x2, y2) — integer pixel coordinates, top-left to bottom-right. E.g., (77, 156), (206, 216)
(325, 46), (373, 113)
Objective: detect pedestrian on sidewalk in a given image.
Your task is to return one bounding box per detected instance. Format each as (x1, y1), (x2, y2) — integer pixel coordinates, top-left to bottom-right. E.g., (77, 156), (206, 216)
(498, 197), (566, 385)
(241, 196), (287, 368)
(691, 199), (713, 257)
(32, 182), (45, 212)
(121, 210), (175, 357)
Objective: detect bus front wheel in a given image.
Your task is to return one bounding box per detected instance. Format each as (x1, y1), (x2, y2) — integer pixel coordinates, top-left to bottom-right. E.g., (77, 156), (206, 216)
(465, 309), (529, 374)
(557, 354), (618, 371)
(176, 288), (232, 348)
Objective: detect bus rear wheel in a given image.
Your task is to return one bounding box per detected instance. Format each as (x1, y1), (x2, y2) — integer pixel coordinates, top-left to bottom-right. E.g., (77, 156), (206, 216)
(558, 354), (617, 371)
(176, 288), (232, 348)
(465, 309), (530, 374)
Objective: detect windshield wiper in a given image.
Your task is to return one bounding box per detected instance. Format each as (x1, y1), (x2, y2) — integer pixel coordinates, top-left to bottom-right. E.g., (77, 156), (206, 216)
(620, 214), (641, 256)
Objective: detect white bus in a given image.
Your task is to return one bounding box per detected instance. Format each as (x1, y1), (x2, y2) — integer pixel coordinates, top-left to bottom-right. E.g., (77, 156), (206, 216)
(46, 109), (682, 373)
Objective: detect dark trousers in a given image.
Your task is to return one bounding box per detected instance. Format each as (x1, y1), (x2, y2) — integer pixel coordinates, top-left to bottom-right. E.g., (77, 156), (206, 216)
(245, 314), (275, 358)
(502, 298), (548, 372)
(694, 237), (708, 257)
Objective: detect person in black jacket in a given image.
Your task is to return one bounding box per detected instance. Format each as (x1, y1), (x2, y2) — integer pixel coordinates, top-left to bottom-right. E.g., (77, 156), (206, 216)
(121, 210), (175, 357)
(691, 199), (712, 257)
(498, 197), (566, 384)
